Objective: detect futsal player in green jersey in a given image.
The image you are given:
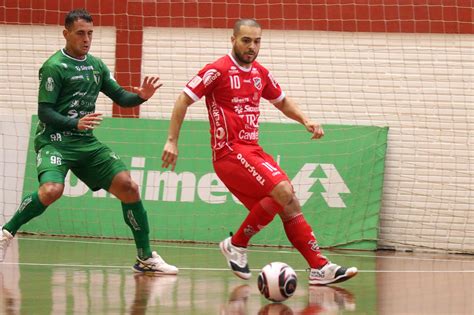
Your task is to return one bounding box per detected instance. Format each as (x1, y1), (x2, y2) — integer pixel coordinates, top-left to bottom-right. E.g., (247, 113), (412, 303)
(0, 8), (178, 275)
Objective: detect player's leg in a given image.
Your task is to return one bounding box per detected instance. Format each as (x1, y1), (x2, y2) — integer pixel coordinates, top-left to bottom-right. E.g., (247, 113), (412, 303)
(107, 171), (151, 257)
(271, 181), (358, 285)
(218, 189), (280, 279)
(271, 180), (327, 268)
(77, 143), (177, 275)
(108, 171), (178, 275)
(214, 146), (287, 279)
(107, 171), (151, 259)
(1, 147), (67, 261)
(230, 196), (282, 248)
(218, 196), (282, 280)
(3, 182), (64, 234)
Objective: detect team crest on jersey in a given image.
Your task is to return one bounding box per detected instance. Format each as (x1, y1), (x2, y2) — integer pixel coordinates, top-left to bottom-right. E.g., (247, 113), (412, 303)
(45, 77), (55, 92)
(93, 72), (101, 85)
(253, 77), (262, 90)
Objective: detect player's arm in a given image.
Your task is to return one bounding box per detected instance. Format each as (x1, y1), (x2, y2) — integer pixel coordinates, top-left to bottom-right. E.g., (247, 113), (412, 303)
(38, 102), (78, 130)
(274, 97), (324, 140)
(38, 103), (102, 131)
(161, 92), (195, 171)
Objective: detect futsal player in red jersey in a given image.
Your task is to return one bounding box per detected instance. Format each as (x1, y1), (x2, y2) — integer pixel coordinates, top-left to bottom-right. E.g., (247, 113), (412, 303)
(162, 19), (357, 285)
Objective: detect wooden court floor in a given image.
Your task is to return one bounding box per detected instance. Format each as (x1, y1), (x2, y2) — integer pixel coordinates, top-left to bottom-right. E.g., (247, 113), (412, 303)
(1, 235), (473, 314)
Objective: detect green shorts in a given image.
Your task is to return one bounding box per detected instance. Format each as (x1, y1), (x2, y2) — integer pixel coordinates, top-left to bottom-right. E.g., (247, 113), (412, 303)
(36, 138), (128, 191)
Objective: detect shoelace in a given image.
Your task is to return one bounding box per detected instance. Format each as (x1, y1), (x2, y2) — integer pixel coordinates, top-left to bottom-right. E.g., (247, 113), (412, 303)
(149, 255), (165, 266)
(237, 251), (247, 266)
(310, 269), (325, 278)
(307, 263), (332, 277)
(232, 246), (248, 266)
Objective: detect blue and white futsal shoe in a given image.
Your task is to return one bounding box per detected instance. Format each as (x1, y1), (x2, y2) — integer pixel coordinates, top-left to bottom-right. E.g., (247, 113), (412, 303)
(309, 262), (358, 285)
(219, 236), (251, 280)
(132, 251), (179, 275)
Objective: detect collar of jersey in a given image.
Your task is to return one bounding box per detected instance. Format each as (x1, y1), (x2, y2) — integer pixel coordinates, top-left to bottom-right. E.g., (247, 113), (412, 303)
(227, 53), (252, 73)
(61, 48), (88, 62)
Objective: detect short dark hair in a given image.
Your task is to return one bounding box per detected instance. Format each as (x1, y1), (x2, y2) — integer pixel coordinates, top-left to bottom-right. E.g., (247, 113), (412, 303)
(65, 8), (93, 29)
(233, 19), (261, 36)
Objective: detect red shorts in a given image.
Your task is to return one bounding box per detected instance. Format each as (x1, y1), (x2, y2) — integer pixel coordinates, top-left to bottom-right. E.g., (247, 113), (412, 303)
(213, 144), (289, 210)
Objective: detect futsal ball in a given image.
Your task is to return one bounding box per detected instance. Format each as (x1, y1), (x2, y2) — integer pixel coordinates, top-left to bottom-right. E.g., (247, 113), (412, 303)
(257, 262), (297, 302)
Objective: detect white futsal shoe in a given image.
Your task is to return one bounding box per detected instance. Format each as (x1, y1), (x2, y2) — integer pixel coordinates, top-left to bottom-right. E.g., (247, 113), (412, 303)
(0, 227), (13, 262)
(219, 236), (251, 280)
(309, 262), (358, 285)
(132, 251), (179, 275)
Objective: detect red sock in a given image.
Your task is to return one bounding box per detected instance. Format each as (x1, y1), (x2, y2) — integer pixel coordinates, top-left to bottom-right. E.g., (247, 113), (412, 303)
(283, 213), (328, 269)
(231, 197), (283, 247)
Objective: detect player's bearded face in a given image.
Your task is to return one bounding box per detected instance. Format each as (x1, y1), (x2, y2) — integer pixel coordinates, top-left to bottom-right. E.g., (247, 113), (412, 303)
(232, 26), (261, 66)
(63, 19), (93, 59)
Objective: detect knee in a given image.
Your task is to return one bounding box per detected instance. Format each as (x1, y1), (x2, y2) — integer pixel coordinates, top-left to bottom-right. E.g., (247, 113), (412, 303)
(271, 181), (294, 206)
(39, 183), (64, 205)
(113, 176), (140, 201)
(279, 205), (301, 221)
(122, 177), (139, 195)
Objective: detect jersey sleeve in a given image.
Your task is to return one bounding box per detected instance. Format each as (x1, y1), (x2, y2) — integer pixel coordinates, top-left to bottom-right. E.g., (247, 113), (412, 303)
(38, 64), (63, 105)
(261, 71), (285, 104)
(99, 61), (122, 95)
(183, 63), (222, 102)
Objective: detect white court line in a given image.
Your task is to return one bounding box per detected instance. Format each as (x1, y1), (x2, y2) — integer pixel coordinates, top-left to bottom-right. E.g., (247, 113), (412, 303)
(2, 262), (474, 273)
(0, 261), (227, 271)
(16, 236), (474, 264)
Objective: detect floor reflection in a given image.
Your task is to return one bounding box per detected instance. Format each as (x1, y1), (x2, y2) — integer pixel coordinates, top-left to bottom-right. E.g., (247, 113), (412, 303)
(300, 286), (356, 314)
(220, 284), (251, 315)
(1, 273), (20, 315)
(3, 236), (473, 314)
(0, 237), (20, 315)
(258, 303), (294, 314)
(130, 274), (178, 315)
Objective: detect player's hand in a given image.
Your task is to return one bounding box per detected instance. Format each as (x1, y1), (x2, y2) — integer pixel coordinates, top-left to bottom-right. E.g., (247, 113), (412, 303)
(305, 121), (324, 140)
(133, 76), (163, 100)
(162, 140), (178, 171)
(77, 113), (103, 131)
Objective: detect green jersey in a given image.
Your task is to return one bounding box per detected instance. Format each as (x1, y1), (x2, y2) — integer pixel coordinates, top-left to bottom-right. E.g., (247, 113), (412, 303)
(35, 49), (122, 150)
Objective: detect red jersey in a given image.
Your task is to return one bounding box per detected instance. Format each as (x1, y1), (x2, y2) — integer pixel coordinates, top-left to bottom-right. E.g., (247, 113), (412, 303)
(184, 53), (285, 160)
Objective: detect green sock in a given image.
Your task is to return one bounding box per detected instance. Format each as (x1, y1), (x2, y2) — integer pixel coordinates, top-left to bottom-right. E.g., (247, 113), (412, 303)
(122, 200), (152, 259)
(4, 192), (47, 235)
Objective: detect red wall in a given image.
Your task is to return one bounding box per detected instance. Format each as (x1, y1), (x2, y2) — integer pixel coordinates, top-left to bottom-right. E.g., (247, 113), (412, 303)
(1, 0), (472, 117)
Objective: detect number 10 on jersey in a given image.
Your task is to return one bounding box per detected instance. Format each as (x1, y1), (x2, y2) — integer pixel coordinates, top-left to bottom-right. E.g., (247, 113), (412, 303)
(230, 75), (241, 89)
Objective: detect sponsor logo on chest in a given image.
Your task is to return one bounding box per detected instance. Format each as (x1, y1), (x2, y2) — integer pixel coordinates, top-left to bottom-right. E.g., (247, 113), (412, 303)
(75, 65), (94, 71)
